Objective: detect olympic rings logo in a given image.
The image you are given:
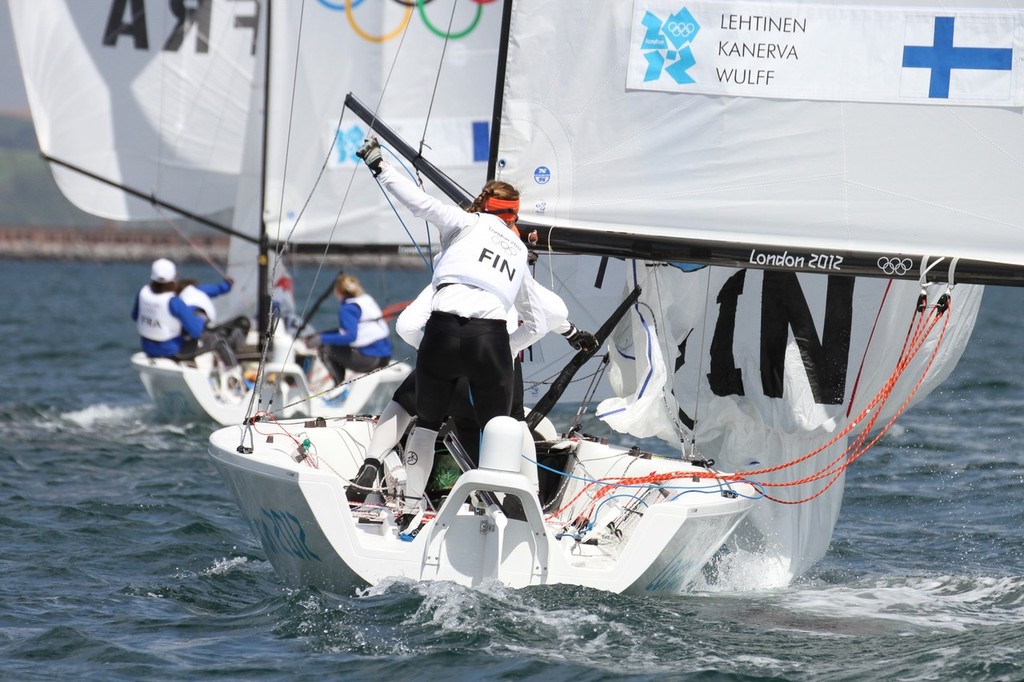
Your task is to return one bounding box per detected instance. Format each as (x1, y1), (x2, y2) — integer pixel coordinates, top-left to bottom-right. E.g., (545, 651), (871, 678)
(316, 0), (497, 43)
(877, 256), (913, 276)
(490, 231), (520, 255)
(665, 20), (697, 39)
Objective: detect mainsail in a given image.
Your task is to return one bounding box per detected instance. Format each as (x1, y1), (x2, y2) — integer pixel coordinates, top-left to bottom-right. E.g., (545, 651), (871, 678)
(10, 0), (504, 325)
(8, 0), (259, 222)
(238, 0), (503, 323)
(490, 0), (1024, 580)
(260, 0), (501, 252)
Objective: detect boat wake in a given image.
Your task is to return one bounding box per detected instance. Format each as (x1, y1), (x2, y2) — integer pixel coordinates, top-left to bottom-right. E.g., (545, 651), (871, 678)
(779, 573), (1024, 632)
(0, 402), (162, 440)
(62, 403), (149, 429)
(235, 569), (1024, 679)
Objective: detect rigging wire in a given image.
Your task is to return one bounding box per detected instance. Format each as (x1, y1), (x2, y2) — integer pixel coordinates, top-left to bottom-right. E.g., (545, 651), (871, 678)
(746, 294), (953, 504)
(273, 353), (417, 413)
(565, 357), (611, 437)
(240, 0), (480, 429)
(414, 0), (460, 161)
(153, 206), (231, 281)
(273, 0), (463, 305)
(377, 148), (442, 268)
(241, 0), (403, 425)
(846, 280), (895, 418)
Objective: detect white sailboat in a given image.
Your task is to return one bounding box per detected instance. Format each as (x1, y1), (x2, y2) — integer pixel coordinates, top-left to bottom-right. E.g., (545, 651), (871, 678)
(209, 0), (1024, 594)
(7, 0), (446, 424)
(206, 0), (754, 595)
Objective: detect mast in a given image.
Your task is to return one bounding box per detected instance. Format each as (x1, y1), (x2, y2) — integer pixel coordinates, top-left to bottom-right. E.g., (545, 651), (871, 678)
(257, 0), (273, 345)
(486, 0), (515, 182)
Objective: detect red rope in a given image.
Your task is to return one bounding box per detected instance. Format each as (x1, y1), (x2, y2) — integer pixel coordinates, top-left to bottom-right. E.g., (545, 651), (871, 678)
(753, 300), (950, 504)
(547, 296), (954, 518)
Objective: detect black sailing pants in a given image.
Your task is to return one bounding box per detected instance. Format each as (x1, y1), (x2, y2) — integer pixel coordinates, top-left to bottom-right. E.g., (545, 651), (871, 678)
(414, 311), (514, 435)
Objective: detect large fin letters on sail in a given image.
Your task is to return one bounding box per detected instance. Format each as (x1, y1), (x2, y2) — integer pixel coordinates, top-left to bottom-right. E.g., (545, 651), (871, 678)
(722, 271), (855, 405)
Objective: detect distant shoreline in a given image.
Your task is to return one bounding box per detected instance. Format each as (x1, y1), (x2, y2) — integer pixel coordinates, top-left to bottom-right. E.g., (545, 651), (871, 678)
(0, 226), (429, 269)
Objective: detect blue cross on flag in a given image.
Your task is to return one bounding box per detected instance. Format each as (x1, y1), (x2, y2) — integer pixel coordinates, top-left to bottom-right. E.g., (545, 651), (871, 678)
(903, 16), (1013, 99)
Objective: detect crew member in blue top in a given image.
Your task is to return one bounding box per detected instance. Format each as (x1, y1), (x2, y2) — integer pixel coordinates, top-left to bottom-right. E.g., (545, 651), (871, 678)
(176, 278), (233, 325)
(131, 258), (206, 358)
(176, 277), (249, 354)
(305, 273), (393, 385)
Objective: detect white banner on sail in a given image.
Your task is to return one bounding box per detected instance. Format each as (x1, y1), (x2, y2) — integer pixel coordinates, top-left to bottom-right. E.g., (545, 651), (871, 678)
(626, 1), (1024, 105)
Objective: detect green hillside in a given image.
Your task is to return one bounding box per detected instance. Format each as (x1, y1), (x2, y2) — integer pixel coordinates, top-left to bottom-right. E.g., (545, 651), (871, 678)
(0, 115), (106, 227)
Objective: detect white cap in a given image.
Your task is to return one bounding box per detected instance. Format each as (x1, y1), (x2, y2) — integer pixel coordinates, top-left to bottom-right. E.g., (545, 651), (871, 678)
(151, 258), (176, 283)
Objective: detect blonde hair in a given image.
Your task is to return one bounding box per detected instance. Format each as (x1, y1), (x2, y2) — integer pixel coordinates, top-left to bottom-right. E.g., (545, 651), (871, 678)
(467, 180), (519, 213)
(335, 274), (363, 298)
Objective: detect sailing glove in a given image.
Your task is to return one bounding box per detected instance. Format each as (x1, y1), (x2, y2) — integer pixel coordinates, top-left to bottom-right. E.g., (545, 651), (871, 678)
(356, 137), (383, 177)
(562, 324), (598, 353)
(303, 333), (322, 350)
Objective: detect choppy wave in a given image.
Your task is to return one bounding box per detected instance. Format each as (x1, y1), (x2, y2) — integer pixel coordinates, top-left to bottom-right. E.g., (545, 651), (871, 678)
(237, 574), (1024, 681)
(2, 262), (1023, 681)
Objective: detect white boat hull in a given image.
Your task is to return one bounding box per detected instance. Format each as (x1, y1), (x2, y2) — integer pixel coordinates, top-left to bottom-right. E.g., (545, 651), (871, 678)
(132, 332), (411, 425)
(208, 416), (757, 594)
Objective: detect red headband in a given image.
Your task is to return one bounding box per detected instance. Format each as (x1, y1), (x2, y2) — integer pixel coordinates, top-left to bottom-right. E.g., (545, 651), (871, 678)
(484, 196), (520, 219)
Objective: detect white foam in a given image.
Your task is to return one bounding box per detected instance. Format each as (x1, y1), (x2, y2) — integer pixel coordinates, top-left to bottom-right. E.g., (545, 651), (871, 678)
(694, 548), (798, 592)
(62, 403), (145, 428)
(201, 556), (252, 576)
(756, 574), (1024, 633)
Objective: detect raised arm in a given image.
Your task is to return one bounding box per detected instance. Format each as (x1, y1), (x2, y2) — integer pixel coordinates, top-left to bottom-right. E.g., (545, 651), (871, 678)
(377, 164), (477, 242)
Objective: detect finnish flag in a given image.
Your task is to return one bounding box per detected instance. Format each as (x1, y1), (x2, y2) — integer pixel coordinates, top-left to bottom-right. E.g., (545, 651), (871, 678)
(901, 16), (1015, 102)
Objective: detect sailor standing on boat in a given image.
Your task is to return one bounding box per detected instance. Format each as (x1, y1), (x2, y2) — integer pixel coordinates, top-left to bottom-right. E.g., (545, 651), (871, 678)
(357, 136), (549, 513)
(346, 276), (597, 505)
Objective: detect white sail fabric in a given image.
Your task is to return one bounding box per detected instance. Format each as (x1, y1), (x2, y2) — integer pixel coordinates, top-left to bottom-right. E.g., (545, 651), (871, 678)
(497, 0), (1024, 271)
(595, 265), (980, 579)
(218, 7), (268, 327)
(217, 1), (503, 325)
(8, 0), (260, 221)
(496, 0), (996, 582)
(263, 1), (502, 248)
